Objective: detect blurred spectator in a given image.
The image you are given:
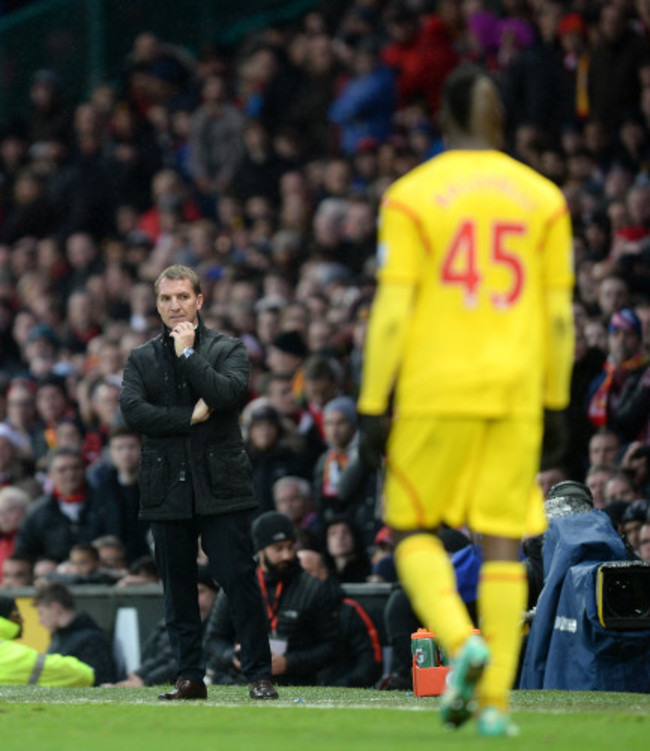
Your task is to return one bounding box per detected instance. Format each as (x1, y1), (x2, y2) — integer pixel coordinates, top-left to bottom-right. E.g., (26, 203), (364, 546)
(620, 498), (650, 554)
(107, 566), (217, 687)
(0, 553), (33, 588)
(587, 309), (650, 443)
(0, 486), (29, 575)
(272, 475), (318, 542)
(322, 514), (371, 584)
(297, 547), (382, 688)
(244, 401), (308, 515)
(588, 3), (650, 131)
(34, 581), (118, 684)
(188, 74), (245, 195)
(0, 594), (94, 687)
(328, 36), (398, 155)
(87, 427), (149, 563)
(14, 446), (107, 563)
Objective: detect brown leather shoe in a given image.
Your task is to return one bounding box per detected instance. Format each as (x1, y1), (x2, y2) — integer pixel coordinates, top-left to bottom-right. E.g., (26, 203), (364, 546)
(249, 679), (279, 700)
(158, 679), (207, 701)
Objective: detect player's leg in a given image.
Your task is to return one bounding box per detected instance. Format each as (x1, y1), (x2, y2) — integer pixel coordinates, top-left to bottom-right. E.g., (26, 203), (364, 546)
(475, 534), (525, 736)
(470, 417), (545, 736)
(386, 417), (489, 727)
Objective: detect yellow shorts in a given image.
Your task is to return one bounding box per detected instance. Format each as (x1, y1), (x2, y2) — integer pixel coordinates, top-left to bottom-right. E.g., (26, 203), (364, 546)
(383, 415), (547, 539)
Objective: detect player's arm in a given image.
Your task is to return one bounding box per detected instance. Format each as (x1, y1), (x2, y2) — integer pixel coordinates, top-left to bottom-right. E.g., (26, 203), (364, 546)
(357, 282), (415, 415)
(541, 203), (575, 410)
(539, 199), (575, 470)
(358, 194), (423, 415)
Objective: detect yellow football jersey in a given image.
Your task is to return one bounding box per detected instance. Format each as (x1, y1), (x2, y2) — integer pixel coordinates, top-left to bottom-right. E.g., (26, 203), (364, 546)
(363, 149), (574, 418)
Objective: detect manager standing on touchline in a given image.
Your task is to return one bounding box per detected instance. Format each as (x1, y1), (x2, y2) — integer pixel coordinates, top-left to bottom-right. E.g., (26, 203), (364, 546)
(120, 264), (278, 701)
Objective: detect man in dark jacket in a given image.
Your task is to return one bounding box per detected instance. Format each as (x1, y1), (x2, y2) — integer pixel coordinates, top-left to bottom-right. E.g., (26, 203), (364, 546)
(205, 511), (340, 686)
(14, 446), (106, 563)
(33, 581), (116, 685)
(119, 264), (277, 701)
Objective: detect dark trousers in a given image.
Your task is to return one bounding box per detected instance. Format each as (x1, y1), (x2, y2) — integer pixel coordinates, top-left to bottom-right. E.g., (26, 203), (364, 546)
(151, 510), (271, 684)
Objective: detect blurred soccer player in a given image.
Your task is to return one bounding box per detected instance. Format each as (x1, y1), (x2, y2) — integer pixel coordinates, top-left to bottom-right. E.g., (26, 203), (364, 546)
(358, 64), (574, 736)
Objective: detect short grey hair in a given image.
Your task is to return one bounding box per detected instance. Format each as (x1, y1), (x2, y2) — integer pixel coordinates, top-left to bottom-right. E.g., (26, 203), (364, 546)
(272, 475), (311, 501)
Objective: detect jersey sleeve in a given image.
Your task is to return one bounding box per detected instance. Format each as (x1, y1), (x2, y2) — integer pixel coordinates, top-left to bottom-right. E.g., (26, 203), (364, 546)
(376, 192), (429, 285)
(541, 195), (574, 291)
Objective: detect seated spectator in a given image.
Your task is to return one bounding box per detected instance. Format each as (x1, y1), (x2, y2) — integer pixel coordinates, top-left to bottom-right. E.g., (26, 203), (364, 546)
(620, 499), (650, 556)
(585, 463), (617, 509)
(47, 543), (121, 585)
(14, 446), (108, 563)
(115, 555), (160, 587)
(297, 548), (382, 688)
(0, 594), (94, 687)
(328, 36), (397, 155)
(322, 515), (371, 584)
(34, 581), (118, 685)
(588, 309), (650, 444)
(1, 554), (33, 588)
(272, 475), (319, 548)
(205, 511), (340, 686)
(87, 427), (150, 564)
(603, 469), (639, 505)
(314, 397), (376, 540)
(588, 428), (621, 468)
(92, 535), (128, 574)
(32, 374), (78, 463)
(640, 520), (650, 562)
(106, 566), (218, 687)
(367, 525), (397, 584)
(0, 486), (30, 574)
(244, 402), (309, 515)
(0, 424), (34, 487)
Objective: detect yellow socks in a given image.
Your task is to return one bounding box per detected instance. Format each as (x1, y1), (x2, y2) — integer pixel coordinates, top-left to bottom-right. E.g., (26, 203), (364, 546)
(476, 561), (527, 711)
(395, 533), (474, 658)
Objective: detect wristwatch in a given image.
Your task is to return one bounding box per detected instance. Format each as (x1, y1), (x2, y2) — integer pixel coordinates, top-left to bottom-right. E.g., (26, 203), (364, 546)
(181, 347), (195, 360)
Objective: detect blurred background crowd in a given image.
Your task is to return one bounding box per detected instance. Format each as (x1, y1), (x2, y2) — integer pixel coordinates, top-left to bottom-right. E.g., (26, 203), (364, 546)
(1, 0), (650, 594)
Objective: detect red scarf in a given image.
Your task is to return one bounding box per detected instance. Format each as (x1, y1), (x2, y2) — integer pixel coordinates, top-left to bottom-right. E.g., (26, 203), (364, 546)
(53, 486), (86, 504)
(321, 450), (349, 497)
(588, 354), (647, 427)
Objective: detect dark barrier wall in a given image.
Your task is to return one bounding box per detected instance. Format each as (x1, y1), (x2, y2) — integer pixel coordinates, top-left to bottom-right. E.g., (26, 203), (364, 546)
(3, 582), (393, 650)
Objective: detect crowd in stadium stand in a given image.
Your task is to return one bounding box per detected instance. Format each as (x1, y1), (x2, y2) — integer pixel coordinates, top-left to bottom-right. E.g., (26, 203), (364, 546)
(1, 0), (650, 624)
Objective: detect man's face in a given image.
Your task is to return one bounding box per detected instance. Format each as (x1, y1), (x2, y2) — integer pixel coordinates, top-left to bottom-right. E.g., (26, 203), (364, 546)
(156, 277), (203, 329)
(639, 523), (650, 562)
(598, 279), (628, 317)
(327, 522), (355, 557)
(267, 380), (297, 417)
(608, 327), (640, 365)
(623, 520), (643, 552)
(98, 545), (126, 570)
(49, 454), (85, 497)
(109, 435), (141, 474)
(586, 470), (610, 509)
(323, 410), (355, 450)
(274, 484), (308, 523)
(259, 540), (295, 578)
(0, 500), (25, 535)
(304, 377), (337, 408)
(36, 385), (67, 423)
(604, 476), (636, 504)
(589, 434), (620, 467)
(69, 550), (97, 577)
(1, 559), (32, 587)
(36, 602), (60, 633)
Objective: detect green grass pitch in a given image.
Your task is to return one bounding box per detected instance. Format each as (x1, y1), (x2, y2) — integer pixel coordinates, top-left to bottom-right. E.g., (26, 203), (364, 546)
(0, 686), (648, 751)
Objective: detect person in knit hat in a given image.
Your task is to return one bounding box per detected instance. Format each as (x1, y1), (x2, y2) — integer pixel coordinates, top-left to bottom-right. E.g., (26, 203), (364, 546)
(205, 510), (340, 686)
